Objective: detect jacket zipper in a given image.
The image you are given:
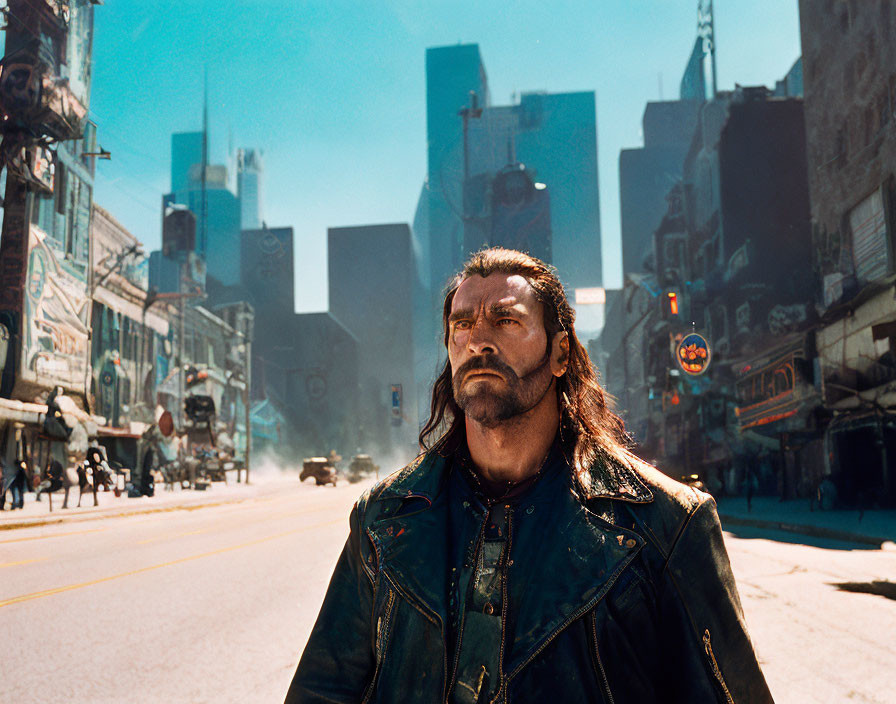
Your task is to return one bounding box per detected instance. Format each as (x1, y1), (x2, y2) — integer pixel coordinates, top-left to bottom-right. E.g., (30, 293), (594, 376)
(361, 589), (396, 704)
(702, 629), (734, 704)
(488, 506), (513, 704)
(444, 515), (489, 702)
(589, 612), (615, 704)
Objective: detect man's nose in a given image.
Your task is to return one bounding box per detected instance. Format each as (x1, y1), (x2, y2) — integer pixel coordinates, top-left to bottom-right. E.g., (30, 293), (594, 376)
(467, 317), (496, 355)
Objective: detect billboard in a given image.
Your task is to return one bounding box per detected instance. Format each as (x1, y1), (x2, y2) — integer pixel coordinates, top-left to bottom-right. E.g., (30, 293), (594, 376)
(20, 225), (90, 392)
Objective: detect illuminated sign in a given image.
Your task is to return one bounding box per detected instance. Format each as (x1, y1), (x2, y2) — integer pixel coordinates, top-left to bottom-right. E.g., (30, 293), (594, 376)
(667, 291), (679, 316)
(676, 332), (711, 376)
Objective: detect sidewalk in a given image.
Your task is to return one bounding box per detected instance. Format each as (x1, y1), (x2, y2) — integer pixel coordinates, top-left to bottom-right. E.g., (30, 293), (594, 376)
(0, 477), (278, 531)
(716, 495), (896, 547)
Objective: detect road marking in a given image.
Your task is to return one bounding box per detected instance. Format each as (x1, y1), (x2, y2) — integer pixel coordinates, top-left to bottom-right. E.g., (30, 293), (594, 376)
(0, 518), (344, 609)
(0, 557), (47, 568)
(0, 528), (107, 545)
(130, 503), (345, 546)
(137, 529), (208, 545)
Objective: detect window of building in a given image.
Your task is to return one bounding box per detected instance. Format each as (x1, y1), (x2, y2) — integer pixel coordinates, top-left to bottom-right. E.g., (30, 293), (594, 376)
(849, 187), (889, 284)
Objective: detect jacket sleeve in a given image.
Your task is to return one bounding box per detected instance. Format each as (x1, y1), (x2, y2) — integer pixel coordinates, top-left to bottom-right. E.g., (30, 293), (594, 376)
(285, 500), (376, 703)
(660, 495), (774, 704)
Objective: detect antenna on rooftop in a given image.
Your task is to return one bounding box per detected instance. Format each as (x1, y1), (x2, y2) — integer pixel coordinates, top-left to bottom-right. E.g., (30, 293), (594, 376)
(698, 0), (718, 97)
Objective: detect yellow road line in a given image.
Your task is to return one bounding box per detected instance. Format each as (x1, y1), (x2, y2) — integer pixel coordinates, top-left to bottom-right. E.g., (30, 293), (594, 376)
(137, 529), (208, 545)
(0, 518), (344, 609)
(0, 528), (106, 545)
(131, 503), (344, 546)
(0, 557), (48, 568)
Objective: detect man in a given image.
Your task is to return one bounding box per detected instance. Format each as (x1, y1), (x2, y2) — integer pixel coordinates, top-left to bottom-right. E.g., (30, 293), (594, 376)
(286, 248), (773, 703)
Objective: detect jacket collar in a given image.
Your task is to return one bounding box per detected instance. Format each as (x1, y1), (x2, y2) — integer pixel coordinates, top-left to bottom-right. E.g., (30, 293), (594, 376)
(377, 445), (655, 504)
(367, 447), (654, 677)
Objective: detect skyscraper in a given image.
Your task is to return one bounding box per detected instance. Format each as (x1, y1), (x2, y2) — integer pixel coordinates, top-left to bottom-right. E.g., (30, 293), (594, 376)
(328, 223), (417, 459)
(166, 131), (242, 286)
(412, 44), (605, 425)
(419, 46), (602, 293)
(237, 148), (264, 230)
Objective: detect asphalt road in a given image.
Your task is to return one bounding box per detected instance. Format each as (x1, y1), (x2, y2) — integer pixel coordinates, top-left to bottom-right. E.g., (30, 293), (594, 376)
(1, 478), (894, 703)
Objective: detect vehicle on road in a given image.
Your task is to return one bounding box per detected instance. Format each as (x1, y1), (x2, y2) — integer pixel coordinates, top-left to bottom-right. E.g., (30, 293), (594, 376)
(346, 454), (379, 483)
(301, 457), (337, 486)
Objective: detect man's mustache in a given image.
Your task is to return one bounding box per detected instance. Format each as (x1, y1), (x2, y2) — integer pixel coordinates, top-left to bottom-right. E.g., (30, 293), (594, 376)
(454, 355), (518, 383)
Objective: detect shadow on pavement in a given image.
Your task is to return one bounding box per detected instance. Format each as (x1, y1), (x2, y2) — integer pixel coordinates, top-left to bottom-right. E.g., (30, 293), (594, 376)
(829, 581), (896, 601)
(722, 523), (880, 551)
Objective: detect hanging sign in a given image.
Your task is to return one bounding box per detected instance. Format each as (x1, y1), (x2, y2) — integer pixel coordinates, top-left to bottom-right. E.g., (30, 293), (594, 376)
(676, 332), (711, 376)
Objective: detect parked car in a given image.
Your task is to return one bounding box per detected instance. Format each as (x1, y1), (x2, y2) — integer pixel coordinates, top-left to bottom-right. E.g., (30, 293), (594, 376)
(301, 457), (337, 486)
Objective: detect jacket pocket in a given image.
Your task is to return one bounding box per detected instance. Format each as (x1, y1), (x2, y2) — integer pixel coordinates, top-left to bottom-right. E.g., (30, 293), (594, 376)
(362, 588), (397, 704)
(588, 612), (616, 704)
(702, 629), (734, 704)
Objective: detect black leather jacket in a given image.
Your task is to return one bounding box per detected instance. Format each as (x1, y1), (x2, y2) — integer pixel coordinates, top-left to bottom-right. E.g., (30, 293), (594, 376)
(286, 450), (774, 703)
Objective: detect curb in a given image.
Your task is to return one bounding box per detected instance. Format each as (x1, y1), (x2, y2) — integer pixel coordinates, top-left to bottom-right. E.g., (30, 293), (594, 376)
(718, 512), (893, 547)
(0, 491), (259, 532)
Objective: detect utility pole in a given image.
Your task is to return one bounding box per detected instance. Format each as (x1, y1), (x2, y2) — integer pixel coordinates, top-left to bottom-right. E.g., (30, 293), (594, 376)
(243, 315), (252, 484)
(458, 90), (483, 194)
(709, 0), (718, 98)
(458, 90), (483, 260)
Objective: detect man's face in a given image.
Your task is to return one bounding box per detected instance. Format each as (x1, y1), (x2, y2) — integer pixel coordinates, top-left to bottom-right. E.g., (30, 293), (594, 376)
(447, 273), (566, 427)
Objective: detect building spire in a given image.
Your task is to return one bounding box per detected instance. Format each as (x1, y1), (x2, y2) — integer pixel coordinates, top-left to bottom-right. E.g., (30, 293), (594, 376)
(200, 66), (209, 254)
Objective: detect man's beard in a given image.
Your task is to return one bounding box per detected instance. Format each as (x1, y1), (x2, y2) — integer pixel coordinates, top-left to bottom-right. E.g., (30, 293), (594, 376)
(452, 352), (554, 428)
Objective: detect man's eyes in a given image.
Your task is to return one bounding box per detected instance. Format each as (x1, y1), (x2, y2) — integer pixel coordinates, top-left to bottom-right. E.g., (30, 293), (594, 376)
(452, 318), (517, 329)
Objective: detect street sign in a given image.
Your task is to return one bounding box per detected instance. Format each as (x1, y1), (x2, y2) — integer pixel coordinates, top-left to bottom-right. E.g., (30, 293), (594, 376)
(391, 384), (402, 419)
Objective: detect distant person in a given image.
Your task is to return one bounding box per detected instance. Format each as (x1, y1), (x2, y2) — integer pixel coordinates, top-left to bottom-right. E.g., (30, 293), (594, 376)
(286, 248), (772, 703)
(1, 457), (27, 510)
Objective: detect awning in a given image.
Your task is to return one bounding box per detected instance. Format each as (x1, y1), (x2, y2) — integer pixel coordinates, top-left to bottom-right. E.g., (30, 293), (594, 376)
(0, 396), (100, 437)
(93, 286), (169, 336)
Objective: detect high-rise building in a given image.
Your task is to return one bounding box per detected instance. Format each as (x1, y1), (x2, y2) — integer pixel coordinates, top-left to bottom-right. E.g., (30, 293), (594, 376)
(170, 132), (203, 194)
(419, 46), (603, 292)
(798, 0), (896, 507)
(165, 131), (242, 287)
(619, 100), (701, 276)
(422, 44), (490, 296)
(328, 224), (417, 460)
(237, 148), (264, 230)
(240, 226), (294, 316)
(413, 44), (604, 424)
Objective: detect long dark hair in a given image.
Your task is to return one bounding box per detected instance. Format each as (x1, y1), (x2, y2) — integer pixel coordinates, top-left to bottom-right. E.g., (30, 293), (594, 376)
(419, 247), (637, 481)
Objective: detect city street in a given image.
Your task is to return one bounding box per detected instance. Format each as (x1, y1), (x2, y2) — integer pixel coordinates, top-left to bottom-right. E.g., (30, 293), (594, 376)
(1, 479), (894, 703)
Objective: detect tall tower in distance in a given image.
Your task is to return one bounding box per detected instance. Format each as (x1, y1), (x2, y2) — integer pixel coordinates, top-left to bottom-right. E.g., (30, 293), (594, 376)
(237, 148), (264, 231)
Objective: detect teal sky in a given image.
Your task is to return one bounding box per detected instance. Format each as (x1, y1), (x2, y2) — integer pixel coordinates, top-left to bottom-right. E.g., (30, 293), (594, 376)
(91, 1), (801, 312)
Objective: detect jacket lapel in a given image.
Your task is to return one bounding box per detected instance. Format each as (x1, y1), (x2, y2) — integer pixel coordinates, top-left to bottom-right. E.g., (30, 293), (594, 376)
(365, 449), (655, 681)
(367, 453), (452, 631)
(504, 472), (646, 677)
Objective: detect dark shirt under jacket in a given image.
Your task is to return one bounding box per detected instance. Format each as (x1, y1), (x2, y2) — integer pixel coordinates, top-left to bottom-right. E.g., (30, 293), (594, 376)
(447, 442), (563, 703)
